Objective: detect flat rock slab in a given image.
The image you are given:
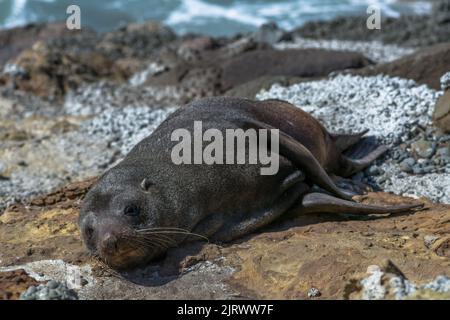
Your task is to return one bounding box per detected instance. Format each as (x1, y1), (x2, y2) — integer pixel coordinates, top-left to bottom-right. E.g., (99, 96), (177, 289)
(353, 42), (450, 90)
(220, 49), (371, 91)
(0, 181), (449, 299)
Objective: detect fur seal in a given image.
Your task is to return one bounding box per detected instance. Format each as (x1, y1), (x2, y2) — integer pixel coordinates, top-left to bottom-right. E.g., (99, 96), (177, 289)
(79, 97), (422, 269)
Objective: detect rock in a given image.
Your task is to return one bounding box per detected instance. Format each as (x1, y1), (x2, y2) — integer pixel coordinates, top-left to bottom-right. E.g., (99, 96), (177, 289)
(98, 21), (177, 60)
(437, 147), (450, 158)
(354, 42), (450, 90)
(433, 91), (450, 133)
(0, 21), (179, 100)
(0, 22), (91, 67)
(1, 41), (130, 100)
(20, 281), (78, 300)
(225, 75), (307, 99)
(399, 157), (416, 173)
(347, 260), (450, 300)
(221, 49), (371, 91)
(307, 287), (321, 298)
(366, 166), (383, 176)
(424, 235), (440, 248)
(292, 0), (450, 48)
(411, 140), (436, 159)
(251, 22), (291, 45)
(146, 45), (368, 100)
(0, 269), (43, 300)
(3, 188), (448, 300)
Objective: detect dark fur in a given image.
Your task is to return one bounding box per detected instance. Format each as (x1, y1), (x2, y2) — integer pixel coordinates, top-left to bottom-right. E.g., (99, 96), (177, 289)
(79, 97), (421, 269)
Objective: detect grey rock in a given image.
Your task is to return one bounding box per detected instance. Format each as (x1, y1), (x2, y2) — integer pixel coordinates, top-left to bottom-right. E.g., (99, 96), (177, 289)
(307, 287), (321, 298)
(411, 140), (436, 159)
(437, 147), (450, 158)
(251, 22), (290, 45)
(399, 157), (415, 173)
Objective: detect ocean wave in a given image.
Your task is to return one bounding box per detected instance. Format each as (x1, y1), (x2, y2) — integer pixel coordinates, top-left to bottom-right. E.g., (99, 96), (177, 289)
(0, 0), (434, 35)
(164, 0), (267, 27)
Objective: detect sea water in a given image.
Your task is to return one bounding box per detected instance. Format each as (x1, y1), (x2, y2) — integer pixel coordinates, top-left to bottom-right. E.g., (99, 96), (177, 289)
(0, 0), (432, 36)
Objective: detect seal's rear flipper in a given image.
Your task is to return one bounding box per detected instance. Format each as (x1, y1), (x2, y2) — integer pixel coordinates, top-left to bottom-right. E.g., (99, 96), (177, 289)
(338, 145), (388, 177)
(298, 192), (424, 215)
(332, 129), (369, 153)
(243, 119), (355, 201)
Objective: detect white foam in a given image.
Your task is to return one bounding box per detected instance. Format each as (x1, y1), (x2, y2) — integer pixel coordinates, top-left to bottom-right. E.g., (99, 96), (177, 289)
(165, 0), (267, 27)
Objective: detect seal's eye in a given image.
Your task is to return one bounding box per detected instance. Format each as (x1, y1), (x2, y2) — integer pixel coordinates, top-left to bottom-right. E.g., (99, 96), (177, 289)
(124, 205), (140, 217)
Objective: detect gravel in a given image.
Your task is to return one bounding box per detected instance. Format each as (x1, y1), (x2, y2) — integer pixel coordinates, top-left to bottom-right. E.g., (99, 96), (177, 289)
(441, 72), (450, 90)
(64, 81), (181, 116)
(257, 74), (450, 203)
(82, 105), (176, 156)
(20, 281), (79, 300)
(0, 95), (176, 212)
(275, 37), (415, 63)
(361, 265), (450, 300)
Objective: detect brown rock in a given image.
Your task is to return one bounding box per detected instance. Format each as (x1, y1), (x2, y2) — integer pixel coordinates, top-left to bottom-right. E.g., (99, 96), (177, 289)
(354, 42), (450, 90)
(0, 22), (89, 67)
(225, 75), (313, 99)
(223, 193), (449, 299)
(0, 269), (43, 300)
(1, 185), (449, 299)
(220, 49), (371, 91)
(147, 47), (371, 100)
(433, 90), (450, 132)
(2, 41), (130, 100)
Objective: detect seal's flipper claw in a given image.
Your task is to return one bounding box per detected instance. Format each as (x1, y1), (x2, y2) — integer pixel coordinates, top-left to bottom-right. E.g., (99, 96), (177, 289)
(332, 129), (369, 153)
(298, 192), (424, 215)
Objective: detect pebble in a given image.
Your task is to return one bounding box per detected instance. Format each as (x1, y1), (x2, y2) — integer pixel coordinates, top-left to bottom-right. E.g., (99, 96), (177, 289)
(437, 147), (450, 158)
(424, 235), (440, 248)
(366, 166), (383, 176)
(307, 287), (321, 298)
(399, 157), (415, 173)
(20, 280), (78, 300)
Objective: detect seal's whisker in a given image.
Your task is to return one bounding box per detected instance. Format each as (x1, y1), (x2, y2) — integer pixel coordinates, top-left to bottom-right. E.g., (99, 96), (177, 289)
(137, 234), (174, 249)
(136, 227), (192, 233)
(95, 256), (123, 280)
(124, 234), (168, 251)
(137, 230), (209, 242)
(141, 232), (177, 246)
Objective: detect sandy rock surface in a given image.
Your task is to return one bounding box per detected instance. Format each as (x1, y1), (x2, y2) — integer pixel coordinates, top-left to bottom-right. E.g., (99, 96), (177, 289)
(0, 185), (449, 300)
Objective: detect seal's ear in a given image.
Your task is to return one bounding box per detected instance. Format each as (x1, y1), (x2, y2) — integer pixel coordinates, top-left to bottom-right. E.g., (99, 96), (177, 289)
(140, 178), (153, 192)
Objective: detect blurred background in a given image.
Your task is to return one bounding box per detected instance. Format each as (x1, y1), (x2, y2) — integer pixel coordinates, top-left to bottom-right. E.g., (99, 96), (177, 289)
(0, 0), (432, 35)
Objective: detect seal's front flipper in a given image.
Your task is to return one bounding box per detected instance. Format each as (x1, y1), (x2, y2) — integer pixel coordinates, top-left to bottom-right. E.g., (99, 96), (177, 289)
(297, 192), (424, 215)
(211, 183), (310, 242)
(332, 129), (369, 153)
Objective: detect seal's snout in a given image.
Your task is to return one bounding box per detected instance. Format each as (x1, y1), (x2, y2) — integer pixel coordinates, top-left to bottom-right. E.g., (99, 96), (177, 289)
(100, 233), (118, 255)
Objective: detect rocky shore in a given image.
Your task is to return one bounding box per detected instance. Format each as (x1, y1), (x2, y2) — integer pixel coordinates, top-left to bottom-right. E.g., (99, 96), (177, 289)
(0, 2), (449, 300)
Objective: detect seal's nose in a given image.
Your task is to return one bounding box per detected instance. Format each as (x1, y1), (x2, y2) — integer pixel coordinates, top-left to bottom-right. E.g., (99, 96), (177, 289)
(101, 233), (118, 255)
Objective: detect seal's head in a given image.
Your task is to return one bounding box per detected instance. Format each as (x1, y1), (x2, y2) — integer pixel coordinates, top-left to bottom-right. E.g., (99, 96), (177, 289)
(79, 165), (175, 270)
